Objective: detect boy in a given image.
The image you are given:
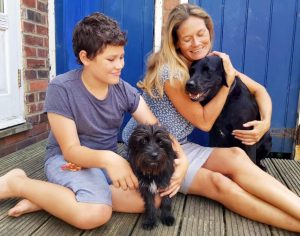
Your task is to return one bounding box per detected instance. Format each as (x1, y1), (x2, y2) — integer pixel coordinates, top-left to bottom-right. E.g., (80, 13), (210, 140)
(0, 13), (160, 229)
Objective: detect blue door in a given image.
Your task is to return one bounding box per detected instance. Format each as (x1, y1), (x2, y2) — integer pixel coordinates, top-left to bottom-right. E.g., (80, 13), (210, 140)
(55, 0), (154, 137)
(189, 0), (300, 153)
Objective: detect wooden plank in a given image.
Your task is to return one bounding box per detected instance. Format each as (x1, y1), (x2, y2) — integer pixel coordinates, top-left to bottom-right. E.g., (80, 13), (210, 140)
(269, 159), (300, 196)
(225, 210), (271, 236)
(0, 211), (51, 235)
(31, 217), (82, 236)
(82, 213), (139, 236)
(131, 194), (185, 236)
(260, 158), (300, 236)
(179, 195), (225, 236)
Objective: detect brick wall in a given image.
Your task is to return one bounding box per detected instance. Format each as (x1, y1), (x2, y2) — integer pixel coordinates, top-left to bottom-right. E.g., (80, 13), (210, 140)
(0, 0), (50, 157)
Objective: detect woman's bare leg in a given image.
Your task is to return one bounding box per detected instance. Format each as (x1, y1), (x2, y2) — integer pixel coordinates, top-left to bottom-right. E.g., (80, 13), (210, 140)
(188, 167), (300, 232)
(203, 147), (300, 221)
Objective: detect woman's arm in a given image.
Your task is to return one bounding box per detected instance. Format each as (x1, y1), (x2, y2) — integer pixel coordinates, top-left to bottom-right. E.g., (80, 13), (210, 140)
(165, 51), (236, 131)
(48, 112), (138, 190)
(232, 71), (272, 145)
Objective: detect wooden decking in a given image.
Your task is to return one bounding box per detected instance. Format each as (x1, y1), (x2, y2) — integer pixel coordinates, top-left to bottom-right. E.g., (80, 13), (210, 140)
(0, 140), (299, 236)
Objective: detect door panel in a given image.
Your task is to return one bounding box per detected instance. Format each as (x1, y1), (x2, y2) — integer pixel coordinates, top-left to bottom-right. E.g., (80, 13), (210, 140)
(0, 0), (24, 129)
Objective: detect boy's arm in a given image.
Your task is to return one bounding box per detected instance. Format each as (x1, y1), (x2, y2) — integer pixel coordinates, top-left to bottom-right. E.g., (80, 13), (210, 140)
(131, 96), (158, 125)
(48, 112), (138, 190)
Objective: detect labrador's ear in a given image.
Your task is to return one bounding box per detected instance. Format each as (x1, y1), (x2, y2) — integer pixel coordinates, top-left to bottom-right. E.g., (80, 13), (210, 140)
(206, 56), (228, 87)
(219, 58), (228, 87)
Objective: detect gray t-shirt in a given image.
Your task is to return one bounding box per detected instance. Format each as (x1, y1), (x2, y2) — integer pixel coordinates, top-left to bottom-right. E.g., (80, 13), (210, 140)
(45, 68), (140, 160)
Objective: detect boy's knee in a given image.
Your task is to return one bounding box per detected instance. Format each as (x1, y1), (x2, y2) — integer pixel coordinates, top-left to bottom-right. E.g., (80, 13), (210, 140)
(73, 205), (112, 230)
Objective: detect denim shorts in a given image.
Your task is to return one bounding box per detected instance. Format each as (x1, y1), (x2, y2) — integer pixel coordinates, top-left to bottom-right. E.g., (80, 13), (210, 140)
(179, 142), (213, 194)
(44, 154), (112, 206)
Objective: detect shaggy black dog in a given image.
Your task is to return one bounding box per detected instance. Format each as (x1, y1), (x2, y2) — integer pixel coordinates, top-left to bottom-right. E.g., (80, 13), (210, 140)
(185, 55), (272, 166)
(128, 124), (176, 230)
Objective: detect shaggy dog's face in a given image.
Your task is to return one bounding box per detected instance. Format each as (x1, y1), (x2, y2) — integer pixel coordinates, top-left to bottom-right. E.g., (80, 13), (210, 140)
(128, 124), (175, 176)
(186, 56), (227, 104)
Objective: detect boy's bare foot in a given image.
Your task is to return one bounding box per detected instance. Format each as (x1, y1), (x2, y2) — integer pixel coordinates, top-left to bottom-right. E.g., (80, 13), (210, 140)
(8, 199), (41, 217)
(0, 169), (26, 199)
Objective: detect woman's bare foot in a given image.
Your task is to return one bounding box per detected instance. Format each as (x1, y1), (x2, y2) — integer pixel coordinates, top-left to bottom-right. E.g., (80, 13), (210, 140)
(0, 169), (26, 199)
(8, 199), (41, 217)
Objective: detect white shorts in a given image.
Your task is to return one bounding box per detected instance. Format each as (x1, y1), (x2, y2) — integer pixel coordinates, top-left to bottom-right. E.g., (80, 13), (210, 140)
(179, 142), (213, 194)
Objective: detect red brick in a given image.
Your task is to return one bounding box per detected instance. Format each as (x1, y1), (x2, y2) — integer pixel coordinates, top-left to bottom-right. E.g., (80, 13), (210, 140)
(29, 79), (49, 92)
(16, 136), (37, 150)
(44, 37), (49, 47)
(38, 91), (46, 101)
(0, 144), (17, 158)
(36, 25), (48, 35)
(27, 103), (37, 113)
(27, 59), (45, 68)
(25, 70), (37, 80)
(24, 46), (37, 57)
(23, 21), (36, 33)
(27, 114), (39, 124)
(38, 48), (48, 57)
(24, 34), (44, 47)
(37, 102), (44, 112)
(22, 0), (36, 8)
(37, 1), (48, 12)
(28, 122), (49, 137)
(25, 92), (36, 103)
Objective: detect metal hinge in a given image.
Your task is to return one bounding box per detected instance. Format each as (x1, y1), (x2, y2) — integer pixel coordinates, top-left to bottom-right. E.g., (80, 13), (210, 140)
(18, 69), (21, 87)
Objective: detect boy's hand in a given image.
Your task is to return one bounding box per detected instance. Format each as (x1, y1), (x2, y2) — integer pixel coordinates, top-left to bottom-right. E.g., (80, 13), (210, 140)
(105, 153), (138, 191)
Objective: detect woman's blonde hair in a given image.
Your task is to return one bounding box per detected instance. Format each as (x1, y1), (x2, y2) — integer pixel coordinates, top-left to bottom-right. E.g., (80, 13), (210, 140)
(138, 3), (214, 98)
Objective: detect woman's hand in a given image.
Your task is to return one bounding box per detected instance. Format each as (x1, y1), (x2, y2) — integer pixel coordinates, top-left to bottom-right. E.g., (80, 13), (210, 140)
(232, 119), (270, 145)
(160, 156), (189, 198)
(210, 51), (236, 87)
(105, 153), (139, 191)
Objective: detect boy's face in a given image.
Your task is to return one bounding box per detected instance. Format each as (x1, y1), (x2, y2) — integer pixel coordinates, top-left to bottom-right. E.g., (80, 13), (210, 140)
(85, 45), (125, 85)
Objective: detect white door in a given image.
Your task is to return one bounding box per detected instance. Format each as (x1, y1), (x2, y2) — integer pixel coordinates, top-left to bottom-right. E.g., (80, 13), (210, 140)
(0, 0), (24, 129)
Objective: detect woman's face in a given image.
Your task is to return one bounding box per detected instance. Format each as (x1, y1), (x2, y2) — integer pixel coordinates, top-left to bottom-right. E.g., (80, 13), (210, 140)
(176, 16), (211, 63)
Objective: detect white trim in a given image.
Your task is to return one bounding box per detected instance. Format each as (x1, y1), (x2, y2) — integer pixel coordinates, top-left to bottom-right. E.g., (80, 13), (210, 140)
(48, 0), (56, 80)
(0, 117), (25, 129)
(180, 0), (189, 3)
(154, 0), (163, 52)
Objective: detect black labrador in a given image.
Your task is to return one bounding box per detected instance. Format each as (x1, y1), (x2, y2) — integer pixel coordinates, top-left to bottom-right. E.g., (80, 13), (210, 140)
(185, 55), (272, 166)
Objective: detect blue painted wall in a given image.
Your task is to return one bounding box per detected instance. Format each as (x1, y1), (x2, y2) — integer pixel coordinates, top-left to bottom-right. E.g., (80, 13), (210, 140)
(55, 0), (154, 138)
(189, 0), (300, 153)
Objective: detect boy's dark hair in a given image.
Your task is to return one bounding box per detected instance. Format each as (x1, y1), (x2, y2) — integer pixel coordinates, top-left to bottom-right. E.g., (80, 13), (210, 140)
(72, 12), (127, 65)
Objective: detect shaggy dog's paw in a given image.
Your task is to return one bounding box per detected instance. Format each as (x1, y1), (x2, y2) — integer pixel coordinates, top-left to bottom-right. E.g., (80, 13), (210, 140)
(161, 215), (175, 226)
(142, 219), (156, 230)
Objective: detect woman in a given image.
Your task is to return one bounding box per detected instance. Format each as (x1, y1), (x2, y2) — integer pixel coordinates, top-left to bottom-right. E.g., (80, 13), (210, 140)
(122, 3), (300, 232)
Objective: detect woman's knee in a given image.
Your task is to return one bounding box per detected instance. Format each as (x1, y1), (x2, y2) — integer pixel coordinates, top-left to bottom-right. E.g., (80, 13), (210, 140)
(224, 147), (253, 169)
(73, 204), (112, 230)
